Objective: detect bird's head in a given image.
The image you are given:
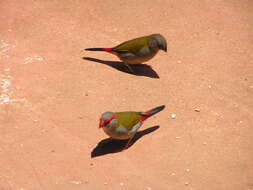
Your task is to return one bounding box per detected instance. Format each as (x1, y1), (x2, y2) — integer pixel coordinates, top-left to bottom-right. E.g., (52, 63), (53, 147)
(99, 112), (116, 128)
(150, 34), (167, 52)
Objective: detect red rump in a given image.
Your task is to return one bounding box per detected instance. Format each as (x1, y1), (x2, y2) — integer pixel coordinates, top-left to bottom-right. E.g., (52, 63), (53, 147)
(103, 48), (112, 52)
(103, 48), (118, 55)
(140, 110), (152, 122)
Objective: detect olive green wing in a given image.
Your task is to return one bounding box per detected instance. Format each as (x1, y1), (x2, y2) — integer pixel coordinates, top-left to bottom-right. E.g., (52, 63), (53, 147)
(113, 36), (150, 54)
(115, 112), (143, 131)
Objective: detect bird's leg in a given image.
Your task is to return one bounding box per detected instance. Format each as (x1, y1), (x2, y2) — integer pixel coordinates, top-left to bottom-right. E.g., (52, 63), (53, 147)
(123, 63), (134, 73)
(123, 135), (135, 150)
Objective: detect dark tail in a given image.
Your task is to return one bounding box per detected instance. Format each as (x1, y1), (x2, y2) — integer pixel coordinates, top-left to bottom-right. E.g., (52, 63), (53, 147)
(140, 105), (165, 121)
(85, 48), (113, 53)
(85, 48), (105, 51)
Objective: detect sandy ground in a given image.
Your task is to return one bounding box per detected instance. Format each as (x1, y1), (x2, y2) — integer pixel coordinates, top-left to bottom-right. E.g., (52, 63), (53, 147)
(1, 0), (253, 189)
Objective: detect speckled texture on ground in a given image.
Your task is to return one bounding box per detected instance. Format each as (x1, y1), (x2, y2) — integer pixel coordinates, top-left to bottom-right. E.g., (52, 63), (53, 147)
(0, 0), (253, 190)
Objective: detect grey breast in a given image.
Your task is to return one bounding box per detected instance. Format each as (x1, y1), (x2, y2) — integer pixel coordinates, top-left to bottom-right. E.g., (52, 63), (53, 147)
(102, 118), (133, 140)
(118, 46), (159, 64)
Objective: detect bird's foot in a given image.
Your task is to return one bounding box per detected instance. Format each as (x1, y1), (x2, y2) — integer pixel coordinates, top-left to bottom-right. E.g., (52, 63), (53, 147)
(124, 63), (135, 73)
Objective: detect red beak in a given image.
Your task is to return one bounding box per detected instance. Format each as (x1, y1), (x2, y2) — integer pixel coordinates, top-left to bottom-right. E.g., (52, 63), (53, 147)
(99, 119), (103, 128)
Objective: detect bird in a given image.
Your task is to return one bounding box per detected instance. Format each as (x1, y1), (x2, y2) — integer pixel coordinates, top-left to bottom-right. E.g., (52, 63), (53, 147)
(85, 34), (167, 73)
(98, 105), (165, 149)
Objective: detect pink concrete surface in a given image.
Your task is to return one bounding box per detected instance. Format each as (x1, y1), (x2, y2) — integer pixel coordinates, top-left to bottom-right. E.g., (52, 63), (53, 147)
(1, 0), (253, 189)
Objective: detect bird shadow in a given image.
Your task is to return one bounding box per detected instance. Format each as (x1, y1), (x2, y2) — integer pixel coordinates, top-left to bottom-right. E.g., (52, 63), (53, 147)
(91, 125), (160, 158)
(82, 57), (159, 78)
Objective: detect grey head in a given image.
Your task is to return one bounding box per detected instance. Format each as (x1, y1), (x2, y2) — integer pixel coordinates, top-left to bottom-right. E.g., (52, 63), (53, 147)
(149, 34), (167, 52)
(99, 112), (116, 128)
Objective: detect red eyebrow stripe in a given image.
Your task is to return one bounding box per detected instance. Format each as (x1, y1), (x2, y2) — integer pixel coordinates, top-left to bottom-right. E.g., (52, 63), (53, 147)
(104, 115), (116, 124)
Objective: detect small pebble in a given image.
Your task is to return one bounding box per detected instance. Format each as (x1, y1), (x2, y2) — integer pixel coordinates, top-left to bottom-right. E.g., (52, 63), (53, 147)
(177, 60), (182, 64)
(103, 182), (108, 185)
(186, 169), (190, 172)
(171, 114), (176, 119)
(208, 85), (212, 88)
(194, 108), (200, 112)
(70, 180), (82, 185)
(120, 182), (124, 186)
(171, 172), (176, 176)
(146, 187), (152, 190)
(184, 182), (189, 185)
(33, 119), (38, 122)
(175, 136), (181, 139)
(4, 68), (10, 72)
(203, 142), (207, 145)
